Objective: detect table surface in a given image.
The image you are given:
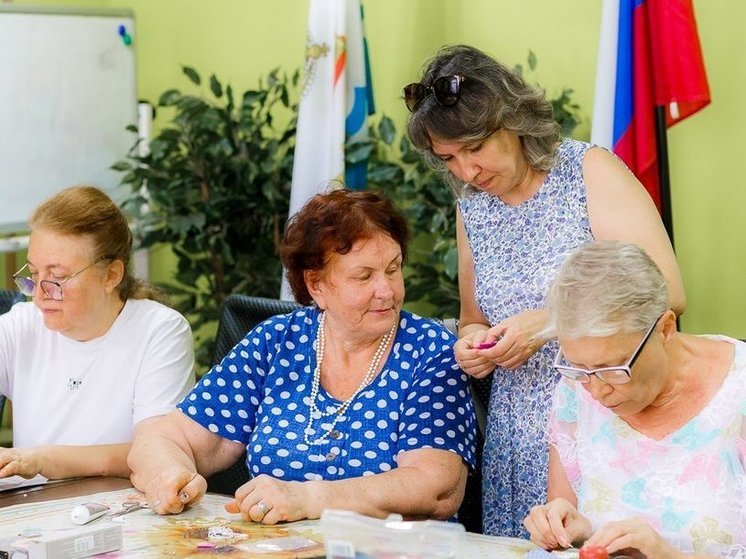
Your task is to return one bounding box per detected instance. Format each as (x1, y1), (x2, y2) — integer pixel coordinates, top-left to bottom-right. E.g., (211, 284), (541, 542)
(0, 476), (132, 508)
(0, 477), (544, 559)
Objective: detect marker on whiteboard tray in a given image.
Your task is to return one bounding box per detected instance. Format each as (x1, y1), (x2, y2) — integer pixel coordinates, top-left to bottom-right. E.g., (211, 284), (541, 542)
(117, 23), (132, 46)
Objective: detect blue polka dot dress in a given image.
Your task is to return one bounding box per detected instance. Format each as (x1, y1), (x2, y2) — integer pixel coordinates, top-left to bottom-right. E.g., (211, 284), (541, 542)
(179, 308), (476, 484)
(458, 139), (594, 536)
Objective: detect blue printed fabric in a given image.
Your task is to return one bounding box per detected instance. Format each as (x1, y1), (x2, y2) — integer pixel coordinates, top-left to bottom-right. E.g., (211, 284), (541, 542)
(458, 138), (595, 536)
(178, 308), (476, 481)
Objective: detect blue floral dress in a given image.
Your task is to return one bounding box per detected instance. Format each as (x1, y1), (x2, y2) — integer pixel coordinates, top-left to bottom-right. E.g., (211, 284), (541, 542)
(458, 138), (594, 536)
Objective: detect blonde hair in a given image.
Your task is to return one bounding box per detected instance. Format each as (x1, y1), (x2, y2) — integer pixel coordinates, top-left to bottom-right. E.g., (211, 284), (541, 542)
(545, 241), (668, 339)
(30, 185), (165, 303)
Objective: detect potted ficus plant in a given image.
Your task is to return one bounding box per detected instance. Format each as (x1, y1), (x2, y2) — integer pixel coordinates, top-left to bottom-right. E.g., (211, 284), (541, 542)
(114, 52), (582, 367)
(114, 66), (299, 367)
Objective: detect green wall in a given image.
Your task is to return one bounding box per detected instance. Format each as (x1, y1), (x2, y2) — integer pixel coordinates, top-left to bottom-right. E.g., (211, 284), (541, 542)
(8, 0), (746, 338)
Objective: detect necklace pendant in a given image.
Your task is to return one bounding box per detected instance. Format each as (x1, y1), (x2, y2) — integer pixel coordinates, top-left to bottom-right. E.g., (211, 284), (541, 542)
(67, 378), (83, 391)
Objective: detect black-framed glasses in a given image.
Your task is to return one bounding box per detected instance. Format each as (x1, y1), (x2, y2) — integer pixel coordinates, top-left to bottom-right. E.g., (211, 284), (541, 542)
(403, 75), (465, 112)
(13, 259), (107, 301)
(553, 314), (664, 385)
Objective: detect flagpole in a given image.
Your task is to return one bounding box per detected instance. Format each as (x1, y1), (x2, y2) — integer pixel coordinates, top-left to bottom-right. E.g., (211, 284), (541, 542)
(654, 105), (674, 249)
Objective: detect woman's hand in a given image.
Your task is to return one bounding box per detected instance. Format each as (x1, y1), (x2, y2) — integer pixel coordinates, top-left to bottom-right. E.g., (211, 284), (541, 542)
(523, 498), (593, 550)
(226, 474), (310, 524)
(483, 308), (548, 369)
(585, 518), (683, 559)
(137, 467), (206, 515)
(0, 447), (42, 479)
(456, 309), (548, 375)
(454, 332), (497, 378)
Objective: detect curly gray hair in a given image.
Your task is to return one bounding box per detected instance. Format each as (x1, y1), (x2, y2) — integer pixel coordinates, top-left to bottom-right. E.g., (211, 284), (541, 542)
(544, 241), (669, 339)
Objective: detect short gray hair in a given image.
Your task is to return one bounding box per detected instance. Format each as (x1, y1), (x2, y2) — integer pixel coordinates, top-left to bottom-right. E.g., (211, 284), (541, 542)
(405, 44), (561, 196)
(545, 241), (668, 339)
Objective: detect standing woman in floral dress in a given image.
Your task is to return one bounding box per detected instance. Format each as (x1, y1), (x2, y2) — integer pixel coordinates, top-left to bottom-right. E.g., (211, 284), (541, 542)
(403, 44), (685, 536)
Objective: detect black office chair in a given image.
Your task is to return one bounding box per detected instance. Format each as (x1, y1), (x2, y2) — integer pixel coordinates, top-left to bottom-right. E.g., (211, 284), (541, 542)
(0, 289), (24, 436)
(0, 288), (24, 315)
(205, 295), (301, 496)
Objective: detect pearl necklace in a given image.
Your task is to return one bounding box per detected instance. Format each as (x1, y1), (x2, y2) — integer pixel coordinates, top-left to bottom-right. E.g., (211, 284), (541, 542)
(304, 311), (397, 447)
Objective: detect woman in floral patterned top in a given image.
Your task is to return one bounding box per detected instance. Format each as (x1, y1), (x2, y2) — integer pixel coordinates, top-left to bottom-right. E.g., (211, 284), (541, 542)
(524, 241), (745, 559)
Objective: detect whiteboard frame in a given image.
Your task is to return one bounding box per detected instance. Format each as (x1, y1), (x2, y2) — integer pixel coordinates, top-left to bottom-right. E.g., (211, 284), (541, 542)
(0, 5), (136, 235)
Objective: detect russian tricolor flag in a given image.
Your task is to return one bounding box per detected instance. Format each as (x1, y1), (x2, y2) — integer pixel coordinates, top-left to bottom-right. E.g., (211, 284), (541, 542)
(591, 0), (710, 213)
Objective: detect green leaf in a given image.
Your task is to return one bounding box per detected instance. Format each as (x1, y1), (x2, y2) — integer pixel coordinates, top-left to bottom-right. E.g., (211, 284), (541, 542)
(528, 50), (537, 71)
(443, 246), (458, 280)
(209, 74), (223, 98)
(158, 89), (181, 106)
(110, 160), (131, 172)
(378, 116), (396, 145)
(183, 66), (201, 85)
(346, 141), (374, 164)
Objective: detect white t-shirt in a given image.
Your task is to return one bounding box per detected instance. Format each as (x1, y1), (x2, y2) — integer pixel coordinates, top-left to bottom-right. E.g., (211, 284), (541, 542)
(0, 299), (195, 447)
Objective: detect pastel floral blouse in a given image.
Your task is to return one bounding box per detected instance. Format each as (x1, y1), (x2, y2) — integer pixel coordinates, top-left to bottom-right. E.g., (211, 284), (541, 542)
(550, 336), (746, 558)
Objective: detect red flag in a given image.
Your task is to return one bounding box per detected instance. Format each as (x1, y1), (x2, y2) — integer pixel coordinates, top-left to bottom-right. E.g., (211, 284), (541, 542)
(591, 0), (710, 212)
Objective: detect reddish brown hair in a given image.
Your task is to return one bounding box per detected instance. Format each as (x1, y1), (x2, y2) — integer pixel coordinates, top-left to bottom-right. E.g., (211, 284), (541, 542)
(280, 189), (409, 305)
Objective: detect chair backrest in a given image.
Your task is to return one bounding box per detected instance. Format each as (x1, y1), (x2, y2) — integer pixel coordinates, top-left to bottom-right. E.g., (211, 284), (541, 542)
(0, 289), (24, 315)
(436, 316), (490, 534)
(206, 294), (301, 496)
(212, 294), (302, 365)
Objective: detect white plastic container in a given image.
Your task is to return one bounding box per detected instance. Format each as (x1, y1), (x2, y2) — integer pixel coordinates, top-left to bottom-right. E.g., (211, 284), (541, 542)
(321, 509), (465, 559)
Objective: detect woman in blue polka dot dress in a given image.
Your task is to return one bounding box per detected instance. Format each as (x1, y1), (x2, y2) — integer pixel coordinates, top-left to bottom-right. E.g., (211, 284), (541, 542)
(128, 189), (477, 524)
(404, 45), (686, 536)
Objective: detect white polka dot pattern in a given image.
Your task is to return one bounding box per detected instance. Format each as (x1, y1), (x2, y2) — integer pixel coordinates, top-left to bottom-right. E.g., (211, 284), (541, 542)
(177, 308), (476, 481)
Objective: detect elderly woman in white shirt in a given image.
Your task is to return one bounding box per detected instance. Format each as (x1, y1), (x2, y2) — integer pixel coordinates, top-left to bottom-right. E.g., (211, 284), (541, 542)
(0, 185), (194, 480)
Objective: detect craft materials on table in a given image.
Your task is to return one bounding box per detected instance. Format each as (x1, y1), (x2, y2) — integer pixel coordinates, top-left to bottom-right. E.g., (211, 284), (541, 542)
(0, 488), (324, 558)
(0, 487), (557, 558)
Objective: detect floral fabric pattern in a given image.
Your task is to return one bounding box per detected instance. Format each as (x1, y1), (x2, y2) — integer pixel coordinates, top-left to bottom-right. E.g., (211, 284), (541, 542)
(459, 138), (594, 536)
(550, 336), (746, 557)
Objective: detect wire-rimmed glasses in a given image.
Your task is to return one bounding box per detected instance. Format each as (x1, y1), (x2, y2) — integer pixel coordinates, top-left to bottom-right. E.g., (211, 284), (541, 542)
(13, 259), (107, 301)
(553, 314), (663, 385)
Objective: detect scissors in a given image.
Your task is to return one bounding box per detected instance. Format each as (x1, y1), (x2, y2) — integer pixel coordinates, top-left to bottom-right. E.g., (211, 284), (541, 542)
(109, 501), (149, 518)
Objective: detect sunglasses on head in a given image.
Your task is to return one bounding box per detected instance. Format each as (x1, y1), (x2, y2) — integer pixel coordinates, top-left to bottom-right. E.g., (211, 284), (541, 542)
(403, 75), (465, 112)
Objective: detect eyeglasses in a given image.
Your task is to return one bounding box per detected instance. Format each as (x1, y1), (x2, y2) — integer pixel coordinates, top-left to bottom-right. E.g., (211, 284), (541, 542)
(403, 75), (465, 112)
(553, 314), (664, 385)
(13, 259), (106, 301)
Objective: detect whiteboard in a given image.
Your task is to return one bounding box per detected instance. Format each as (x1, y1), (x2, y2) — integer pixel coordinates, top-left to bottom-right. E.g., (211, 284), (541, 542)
(0, 6), (136, 233)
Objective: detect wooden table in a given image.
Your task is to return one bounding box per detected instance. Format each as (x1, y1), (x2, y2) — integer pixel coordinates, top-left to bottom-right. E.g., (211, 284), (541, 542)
(0, 476), (132, 508)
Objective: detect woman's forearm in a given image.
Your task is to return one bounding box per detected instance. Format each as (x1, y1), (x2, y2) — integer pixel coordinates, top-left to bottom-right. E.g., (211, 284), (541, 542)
(30, 444), (131, 479)
(303, 453), (467, 520)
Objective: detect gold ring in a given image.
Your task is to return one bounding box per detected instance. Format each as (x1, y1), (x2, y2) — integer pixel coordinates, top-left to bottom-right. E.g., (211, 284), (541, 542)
(256, 500), (271, 515)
